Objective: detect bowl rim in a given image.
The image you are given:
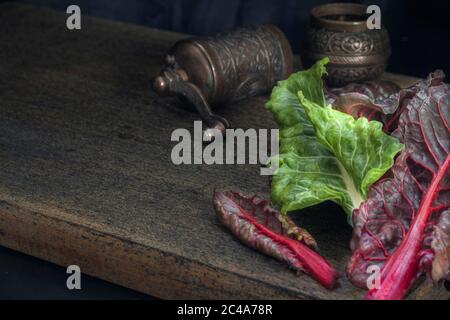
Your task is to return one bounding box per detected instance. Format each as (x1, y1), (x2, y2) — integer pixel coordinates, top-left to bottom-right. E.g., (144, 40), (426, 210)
(311, 3), (371, 32)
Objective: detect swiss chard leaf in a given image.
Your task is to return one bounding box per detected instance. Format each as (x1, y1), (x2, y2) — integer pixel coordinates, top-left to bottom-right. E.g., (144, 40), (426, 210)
(347, 70), (450, 300)
(213, 190), (340, 289)
(299, 93), (404, 200)
(324, 77), (445, 134)
(324, 80), (401, 129)
(266, 58), (403, 221)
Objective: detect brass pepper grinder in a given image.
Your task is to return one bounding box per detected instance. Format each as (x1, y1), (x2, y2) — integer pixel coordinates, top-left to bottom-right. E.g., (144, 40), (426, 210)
(152, 25), (293, 138)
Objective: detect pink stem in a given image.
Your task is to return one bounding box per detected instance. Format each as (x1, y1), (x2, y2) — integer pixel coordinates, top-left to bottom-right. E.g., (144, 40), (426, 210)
(241, 208), (340, 289)
(366, 156), (450, 300)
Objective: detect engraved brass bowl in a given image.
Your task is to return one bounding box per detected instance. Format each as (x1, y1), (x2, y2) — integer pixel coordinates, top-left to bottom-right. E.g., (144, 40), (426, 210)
(302, 3), (391, 87)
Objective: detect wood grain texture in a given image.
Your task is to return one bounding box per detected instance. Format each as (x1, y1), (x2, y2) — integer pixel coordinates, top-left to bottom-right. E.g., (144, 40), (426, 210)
(0, 3), (446, 299)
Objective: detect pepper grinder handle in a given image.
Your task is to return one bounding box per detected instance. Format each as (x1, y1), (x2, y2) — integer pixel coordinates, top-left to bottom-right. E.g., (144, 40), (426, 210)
(152, 55), (230, 137)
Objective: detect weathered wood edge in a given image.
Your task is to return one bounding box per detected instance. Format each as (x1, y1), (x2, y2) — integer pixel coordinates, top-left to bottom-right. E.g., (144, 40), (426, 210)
(0, 198), (323, 300)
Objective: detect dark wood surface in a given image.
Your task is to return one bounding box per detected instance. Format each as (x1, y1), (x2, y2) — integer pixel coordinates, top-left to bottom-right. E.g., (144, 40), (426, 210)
(0, 3), (446, 299)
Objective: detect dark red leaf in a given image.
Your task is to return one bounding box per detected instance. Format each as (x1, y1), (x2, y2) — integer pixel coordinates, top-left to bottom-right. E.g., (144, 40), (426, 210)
(325, 80), (400, 126)
(325, 76), (448, 133)
(213, 190), (340, 289)
(346, 71), (450, 300)
(325, 80), (401, 105)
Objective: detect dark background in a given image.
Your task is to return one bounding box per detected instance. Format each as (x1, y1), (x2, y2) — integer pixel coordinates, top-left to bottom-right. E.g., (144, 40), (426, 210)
(0, 0), (449, 299)
(6, 0), (450, 77)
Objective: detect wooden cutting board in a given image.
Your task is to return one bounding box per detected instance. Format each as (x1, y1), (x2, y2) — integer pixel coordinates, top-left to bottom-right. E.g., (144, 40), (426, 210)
(0, 3), (447, 300)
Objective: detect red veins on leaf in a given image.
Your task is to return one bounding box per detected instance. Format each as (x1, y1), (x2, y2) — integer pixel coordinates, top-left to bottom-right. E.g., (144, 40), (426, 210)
(213, 190), (340, 289)
(325, 80), (401, 130)
(326, 77), (449, 134)
(346, 71), (450, 300)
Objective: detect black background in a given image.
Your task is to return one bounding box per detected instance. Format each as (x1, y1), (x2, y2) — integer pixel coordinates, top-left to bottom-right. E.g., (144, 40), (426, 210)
(0, 0), (449, 299)
(6, 0), (450, 77)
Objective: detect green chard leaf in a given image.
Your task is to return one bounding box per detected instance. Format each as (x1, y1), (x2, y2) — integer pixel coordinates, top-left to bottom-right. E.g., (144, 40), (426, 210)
(266, 58), (404, 221)
(299, 93), (404, 200)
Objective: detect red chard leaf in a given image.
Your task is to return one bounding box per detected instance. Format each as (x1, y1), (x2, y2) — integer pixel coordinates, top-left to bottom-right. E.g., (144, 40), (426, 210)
(213, 190), (340, 289)
(326, 74), (448, 134)
(347, 70), (450, 300)
(380, 71), (447, 133)
(325, 80), (400, 126)
(325, 80), (401, 106)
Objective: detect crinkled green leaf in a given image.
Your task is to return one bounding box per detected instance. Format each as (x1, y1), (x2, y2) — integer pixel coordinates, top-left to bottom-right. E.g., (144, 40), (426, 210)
(266, 58), (404, 221)
(267, 58), (328, 156)
(299, 92), (404, 199)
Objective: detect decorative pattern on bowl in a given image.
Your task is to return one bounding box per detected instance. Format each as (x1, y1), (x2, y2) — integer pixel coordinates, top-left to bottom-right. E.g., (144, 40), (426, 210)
(302, 3), (391, 87)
